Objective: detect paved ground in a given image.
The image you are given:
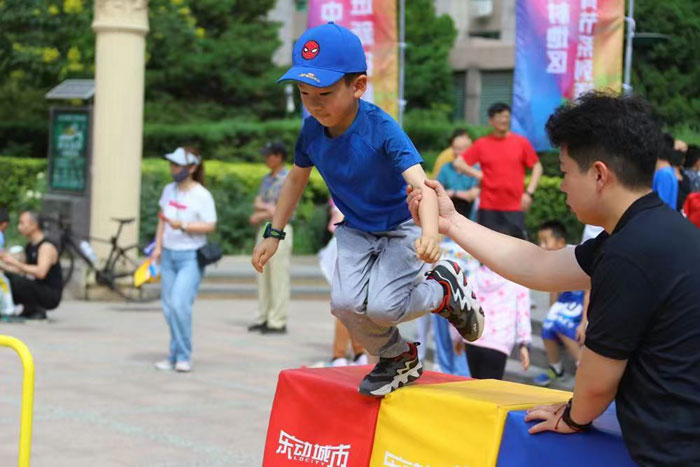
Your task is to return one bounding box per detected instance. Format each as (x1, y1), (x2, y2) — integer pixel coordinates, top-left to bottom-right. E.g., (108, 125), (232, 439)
(0, 292), (571, 466)
(0, 299), (341, 467)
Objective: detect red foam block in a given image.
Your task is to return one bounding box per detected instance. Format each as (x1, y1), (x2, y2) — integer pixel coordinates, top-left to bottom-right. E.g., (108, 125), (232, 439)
(263, 366), (466, 466)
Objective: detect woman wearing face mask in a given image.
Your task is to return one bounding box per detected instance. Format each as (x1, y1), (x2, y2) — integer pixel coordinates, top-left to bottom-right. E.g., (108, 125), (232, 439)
(151, 147), (217, 373)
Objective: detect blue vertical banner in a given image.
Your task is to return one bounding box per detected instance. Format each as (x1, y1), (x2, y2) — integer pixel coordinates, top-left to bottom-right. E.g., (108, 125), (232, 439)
(511, 0), (624, 151)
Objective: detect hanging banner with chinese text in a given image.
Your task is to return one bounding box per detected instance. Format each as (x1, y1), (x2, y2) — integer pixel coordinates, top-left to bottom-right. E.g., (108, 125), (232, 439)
(307, 0), (398, 119)
(511, 0), (624, 151)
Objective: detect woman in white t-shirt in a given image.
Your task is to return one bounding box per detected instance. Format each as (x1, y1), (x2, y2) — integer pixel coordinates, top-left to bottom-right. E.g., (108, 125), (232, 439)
(151, 147), (217, 373)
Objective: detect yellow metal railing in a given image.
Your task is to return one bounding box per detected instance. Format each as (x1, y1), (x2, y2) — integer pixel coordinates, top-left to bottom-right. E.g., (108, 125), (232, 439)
(0, 335), (35, 467)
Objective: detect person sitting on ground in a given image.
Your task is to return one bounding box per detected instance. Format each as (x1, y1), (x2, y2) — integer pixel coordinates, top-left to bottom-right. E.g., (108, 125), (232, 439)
(533, 220), (585, 387)
(0, 207), (8, 251)
(0, 207), (17, 316)
(0, 211), (62, 320)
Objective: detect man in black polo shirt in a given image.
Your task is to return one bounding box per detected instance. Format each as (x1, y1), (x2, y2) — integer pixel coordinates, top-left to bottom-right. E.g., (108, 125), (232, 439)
(407, 92), (700, 465)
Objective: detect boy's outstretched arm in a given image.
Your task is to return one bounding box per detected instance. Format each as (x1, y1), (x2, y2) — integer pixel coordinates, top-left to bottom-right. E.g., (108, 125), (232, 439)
(402, 165), (441, 263)
(408, 179), (590, 292)
(251, 164), (312, 273)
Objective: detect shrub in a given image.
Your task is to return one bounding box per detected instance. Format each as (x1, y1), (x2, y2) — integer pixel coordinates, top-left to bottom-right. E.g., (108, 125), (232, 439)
(140, 159), (330, 254)
(525, 175), (583, 243)
(1, 156), (583, 253)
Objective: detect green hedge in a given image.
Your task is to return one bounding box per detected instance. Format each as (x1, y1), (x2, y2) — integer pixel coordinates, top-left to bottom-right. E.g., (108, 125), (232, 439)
(0, 156), (582, 253)
(526, 175), (583, 242)
(140, 159), (332, 254)
(1, 115), (491, 165)
(0, 156), (47, 213)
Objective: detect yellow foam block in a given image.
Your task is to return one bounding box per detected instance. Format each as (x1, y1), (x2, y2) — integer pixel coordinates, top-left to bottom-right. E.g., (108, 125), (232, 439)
(370, 379), (571, 467)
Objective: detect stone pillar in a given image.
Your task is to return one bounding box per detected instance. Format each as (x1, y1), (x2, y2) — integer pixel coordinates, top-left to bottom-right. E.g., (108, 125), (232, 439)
(90, 0), (149, 257)
(465, 67), (482, 125)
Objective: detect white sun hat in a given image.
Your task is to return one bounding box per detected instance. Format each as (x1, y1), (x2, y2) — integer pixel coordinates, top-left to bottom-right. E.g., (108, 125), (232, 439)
(164, 147), (200, 166)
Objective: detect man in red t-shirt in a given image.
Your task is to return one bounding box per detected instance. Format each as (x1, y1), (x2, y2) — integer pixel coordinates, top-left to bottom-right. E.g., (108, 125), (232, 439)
(454, 102), (543, 237)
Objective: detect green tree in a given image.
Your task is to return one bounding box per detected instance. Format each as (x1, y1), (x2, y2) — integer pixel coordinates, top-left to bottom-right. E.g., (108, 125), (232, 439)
(146, 0), (285, 121)
(0, 0), (94, 122)
(632, 0), (700, 130)
(0, 0), (284, 124)
(404, 0), (457, 118)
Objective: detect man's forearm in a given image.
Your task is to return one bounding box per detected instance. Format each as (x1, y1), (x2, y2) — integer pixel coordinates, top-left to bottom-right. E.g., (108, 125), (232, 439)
(570, 347), (625, 424)
(527, 162), (543, 194)
(14, 262), (44, 279)
(454, 158), (482, 179)
(446, 215), (589, 291)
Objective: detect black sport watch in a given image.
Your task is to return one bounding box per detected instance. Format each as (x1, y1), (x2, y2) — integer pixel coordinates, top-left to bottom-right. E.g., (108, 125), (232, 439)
(263, 222), (286, 240)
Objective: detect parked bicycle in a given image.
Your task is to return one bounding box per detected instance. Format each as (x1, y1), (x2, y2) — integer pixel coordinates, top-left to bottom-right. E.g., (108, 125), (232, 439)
(46, 215), (158, 302)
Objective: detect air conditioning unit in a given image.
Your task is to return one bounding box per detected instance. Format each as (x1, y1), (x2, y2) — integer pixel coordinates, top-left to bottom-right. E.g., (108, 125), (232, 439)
(471, 0), (494, 18)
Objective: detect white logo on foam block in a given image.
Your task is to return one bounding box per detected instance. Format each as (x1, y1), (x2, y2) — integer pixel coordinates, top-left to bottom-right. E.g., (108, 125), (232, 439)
(384, 451), (430, 467)
(384, 451), (470, 467)
(276, 430), (351, 467)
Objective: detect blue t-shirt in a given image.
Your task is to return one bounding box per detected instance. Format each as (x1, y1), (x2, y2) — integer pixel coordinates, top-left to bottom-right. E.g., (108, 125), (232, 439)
(294, 99), (423, 232)
(437, 162), (479, 191)
(557, 290), (584, 305)
(0, 230), (4, 250)
(652, 166), (678, 210)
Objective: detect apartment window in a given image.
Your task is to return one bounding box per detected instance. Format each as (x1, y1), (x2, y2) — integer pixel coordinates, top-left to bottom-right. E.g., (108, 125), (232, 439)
(479, 70), (514, 125)
(468, 31), (501, 40)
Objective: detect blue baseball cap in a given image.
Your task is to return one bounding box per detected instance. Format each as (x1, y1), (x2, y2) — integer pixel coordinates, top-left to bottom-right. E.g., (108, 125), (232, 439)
(277, 22), (367, 88)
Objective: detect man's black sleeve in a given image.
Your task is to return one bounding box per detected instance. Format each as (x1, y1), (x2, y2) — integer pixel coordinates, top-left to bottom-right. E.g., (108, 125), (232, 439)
(584, 254), (658, 360)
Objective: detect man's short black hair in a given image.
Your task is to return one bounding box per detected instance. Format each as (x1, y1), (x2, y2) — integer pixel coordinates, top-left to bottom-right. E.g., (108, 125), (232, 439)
(260, 141), (287, 160)
(538, 220), (567, 241)
(685, 145), (700, 168)
(487, 102), (511, 118)
(0, 206), (8, 224)
(545, 91), (664, 190)
(450, 129), (469, 144)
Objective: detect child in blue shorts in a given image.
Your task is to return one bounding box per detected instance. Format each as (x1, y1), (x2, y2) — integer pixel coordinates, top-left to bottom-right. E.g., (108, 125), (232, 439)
(252, 23), (484, 397)
(534, 221), (584, 386)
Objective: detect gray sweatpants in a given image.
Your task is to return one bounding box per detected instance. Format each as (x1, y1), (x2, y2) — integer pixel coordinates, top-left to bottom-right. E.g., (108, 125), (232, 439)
(330, 219), (444, 358)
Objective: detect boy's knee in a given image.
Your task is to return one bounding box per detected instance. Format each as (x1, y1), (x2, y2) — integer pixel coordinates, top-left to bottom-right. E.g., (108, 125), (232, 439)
(366, 298), (404, 327)
(331, 289), (365, 315)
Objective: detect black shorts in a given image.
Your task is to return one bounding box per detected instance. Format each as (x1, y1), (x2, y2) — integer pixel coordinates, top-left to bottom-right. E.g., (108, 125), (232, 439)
(477, 209), (526, 239)
(7, 273), (62, 310)
(465, 344), (508, 380)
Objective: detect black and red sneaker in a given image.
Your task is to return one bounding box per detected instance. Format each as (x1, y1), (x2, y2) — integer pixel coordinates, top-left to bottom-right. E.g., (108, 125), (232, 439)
(358, 342), (422, 397)
(427, 259), (484, 342)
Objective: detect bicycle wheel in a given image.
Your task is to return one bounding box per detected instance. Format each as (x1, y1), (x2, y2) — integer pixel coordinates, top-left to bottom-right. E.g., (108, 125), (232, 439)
(103, 246), (160, 302)
(60, 246), (75, 287)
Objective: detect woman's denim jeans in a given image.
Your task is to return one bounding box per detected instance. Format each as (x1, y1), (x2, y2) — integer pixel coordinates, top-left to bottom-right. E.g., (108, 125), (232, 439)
(161, 248), (203, 363)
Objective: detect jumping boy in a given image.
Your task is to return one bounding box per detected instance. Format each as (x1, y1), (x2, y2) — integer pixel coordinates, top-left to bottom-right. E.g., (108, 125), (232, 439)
(252, 23), (484, 396)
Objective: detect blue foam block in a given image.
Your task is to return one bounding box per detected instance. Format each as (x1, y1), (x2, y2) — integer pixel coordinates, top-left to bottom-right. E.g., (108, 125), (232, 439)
(497, 403), (637, 466)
